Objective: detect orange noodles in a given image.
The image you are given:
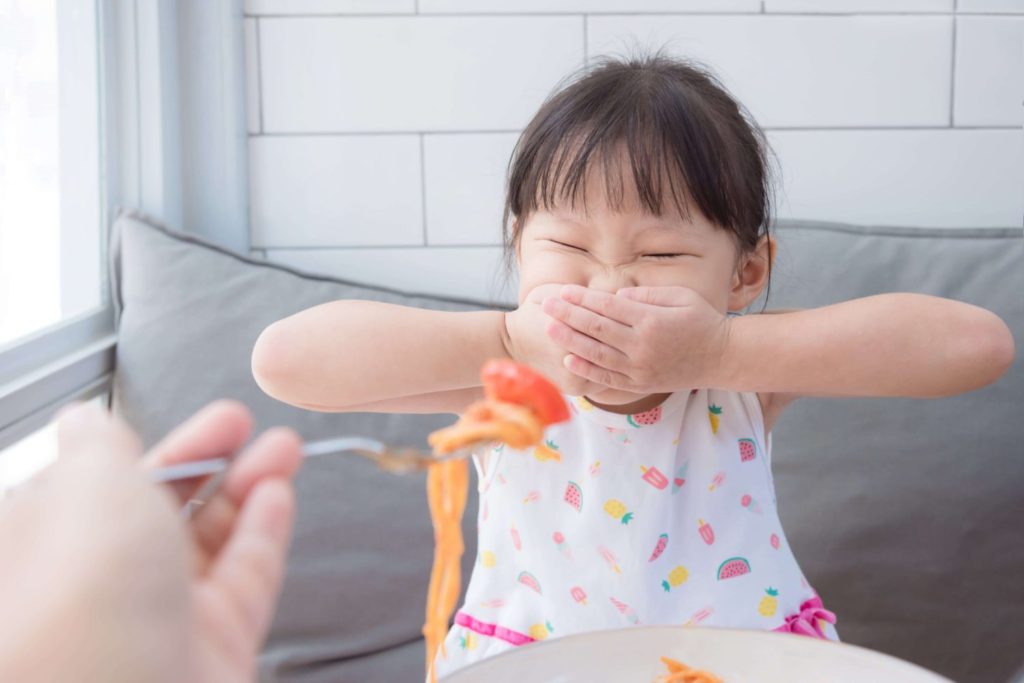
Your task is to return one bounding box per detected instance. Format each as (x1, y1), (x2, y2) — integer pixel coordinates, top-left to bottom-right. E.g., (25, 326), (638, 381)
(655, 656), (724, 683)
(422, 360), (569, 683)
(423, 457), (469, 683)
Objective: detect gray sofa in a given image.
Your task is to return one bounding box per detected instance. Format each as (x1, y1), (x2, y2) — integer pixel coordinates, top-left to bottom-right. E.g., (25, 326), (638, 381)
(109, 212), (1022, 683)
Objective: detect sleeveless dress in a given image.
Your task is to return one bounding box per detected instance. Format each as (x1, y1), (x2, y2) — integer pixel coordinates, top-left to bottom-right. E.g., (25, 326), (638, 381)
(430, 385), (839, 680)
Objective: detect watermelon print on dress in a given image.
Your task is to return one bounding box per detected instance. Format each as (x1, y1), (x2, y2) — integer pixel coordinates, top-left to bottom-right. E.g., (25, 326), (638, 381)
(718, 556), (752, 580)
(627, 405), (662, 427)
(739, 437), (757, 462)
(563, 481), (582, 512)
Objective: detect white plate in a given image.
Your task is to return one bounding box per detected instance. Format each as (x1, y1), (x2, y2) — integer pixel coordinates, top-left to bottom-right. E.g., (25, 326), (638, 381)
(441, 626), (954, 683)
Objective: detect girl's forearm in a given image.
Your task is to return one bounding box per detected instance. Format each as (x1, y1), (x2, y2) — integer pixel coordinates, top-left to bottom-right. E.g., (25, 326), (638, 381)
(715, 293), (1015, 398)
(252, 301), (510, 409)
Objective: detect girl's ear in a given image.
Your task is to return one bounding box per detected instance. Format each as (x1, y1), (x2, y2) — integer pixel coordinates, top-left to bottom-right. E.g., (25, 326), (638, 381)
(728, 234), (775, 312)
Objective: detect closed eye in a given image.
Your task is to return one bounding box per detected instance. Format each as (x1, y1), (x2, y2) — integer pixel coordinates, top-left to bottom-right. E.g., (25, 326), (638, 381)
(645, 253), (686, 259)
(549, 239), (588, 253)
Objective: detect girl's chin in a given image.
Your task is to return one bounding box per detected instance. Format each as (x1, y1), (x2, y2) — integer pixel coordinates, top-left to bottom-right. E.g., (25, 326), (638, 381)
(582, 386), (647, 406)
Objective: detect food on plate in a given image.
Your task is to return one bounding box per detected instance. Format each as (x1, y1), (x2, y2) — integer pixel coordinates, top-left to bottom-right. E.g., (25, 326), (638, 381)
(655, 656), (724, 683)
(423, 360), (569, 683)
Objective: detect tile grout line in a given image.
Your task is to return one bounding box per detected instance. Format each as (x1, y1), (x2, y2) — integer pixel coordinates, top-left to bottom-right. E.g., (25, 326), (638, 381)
(420, 133), (428, 246)
(256, 17), (264, 134)
(949, 4), (958, 127)
(247, 126), (1023, 137)
(582, 14), (588, 65)
(241, 11), (1024, 18)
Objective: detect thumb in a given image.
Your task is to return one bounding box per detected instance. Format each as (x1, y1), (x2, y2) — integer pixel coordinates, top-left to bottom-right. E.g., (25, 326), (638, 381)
(205, 478), (295, 640)
(616, 286), (690, 307)
(55, 402), (143, 465)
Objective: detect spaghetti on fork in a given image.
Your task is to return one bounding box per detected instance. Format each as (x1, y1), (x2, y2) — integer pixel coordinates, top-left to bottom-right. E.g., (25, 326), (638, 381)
(422, 359), (569, 683)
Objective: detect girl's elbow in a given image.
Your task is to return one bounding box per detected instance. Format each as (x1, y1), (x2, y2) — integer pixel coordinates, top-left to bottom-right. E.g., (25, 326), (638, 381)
(968, 312), (1016, 390)
(251, 321), (299, 402)
(988, 316), (1016, 379)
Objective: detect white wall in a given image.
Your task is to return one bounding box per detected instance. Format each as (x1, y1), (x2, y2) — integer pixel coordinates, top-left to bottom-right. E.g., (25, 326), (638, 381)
(243, 0), (1023, 303)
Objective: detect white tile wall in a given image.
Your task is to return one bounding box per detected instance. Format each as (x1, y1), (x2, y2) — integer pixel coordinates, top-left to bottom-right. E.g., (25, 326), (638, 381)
(245, 0), (415, 15)
(258, 16), (583, 133)
(769, 129), (1023, 227)
(764, 0), (953, 12)
(957, 0), (1024, 12)
(423, 133), (517, 246)
(244, 4), (1023, 301)
(243, 19), (260, 134)
(419, 0), (760, 12)
(249, 136), (424, 248)
(588, 15), (953, 128)
(954, 16), (1024, 126)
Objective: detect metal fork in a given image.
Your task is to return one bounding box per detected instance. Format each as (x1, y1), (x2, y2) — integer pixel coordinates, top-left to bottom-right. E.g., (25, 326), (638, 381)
(151, 436), (483, 519)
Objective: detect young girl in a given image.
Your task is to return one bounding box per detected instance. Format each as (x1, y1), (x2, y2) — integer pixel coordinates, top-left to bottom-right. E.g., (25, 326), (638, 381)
(251, 54), (1014, 679)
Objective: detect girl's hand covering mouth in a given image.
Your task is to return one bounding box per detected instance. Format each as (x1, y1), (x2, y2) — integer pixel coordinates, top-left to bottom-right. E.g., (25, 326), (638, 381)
(503, 283), (610, 397)
(542, 284), (731, 394)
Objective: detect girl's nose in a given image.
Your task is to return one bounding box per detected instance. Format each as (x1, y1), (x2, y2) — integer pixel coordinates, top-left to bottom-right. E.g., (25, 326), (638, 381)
(587, 267), (639, 294)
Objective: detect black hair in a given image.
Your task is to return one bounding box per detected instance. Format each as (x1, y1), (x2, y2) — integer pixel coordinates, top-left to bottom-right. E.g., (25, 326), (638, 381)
(502, 49), (777, 310)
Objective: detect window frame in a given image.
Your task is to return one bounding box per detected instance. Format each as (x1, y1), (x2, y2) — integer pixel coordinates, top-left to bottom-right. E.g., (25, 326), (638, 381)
(0, 0), (179, 452)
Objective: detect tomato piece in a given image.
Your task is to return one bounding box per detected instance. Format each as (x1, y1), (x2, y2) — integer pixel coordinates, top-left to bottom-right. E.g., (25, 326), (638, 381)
(480, 359), (569, 426)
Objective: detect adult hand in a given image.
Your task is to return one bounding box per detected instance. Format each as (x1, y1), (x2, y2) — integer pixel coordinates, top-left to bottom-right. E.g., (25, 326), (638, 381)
(0, 401), (302, 683)
(542, 284), (732, 394)
(503, 283), (608, 397)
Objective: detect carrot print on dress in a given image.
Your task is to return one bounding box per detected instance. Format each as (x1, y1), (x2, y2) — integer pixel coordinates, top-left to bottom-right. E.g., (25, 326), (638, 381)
(708, 403), (723, 434)
(648, 533), (669, 562)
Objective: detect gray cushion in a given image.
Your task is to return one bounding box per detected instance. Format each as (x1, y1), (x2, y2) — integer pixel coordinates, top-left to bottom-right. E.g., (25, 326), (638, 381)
(109, 211), (502, 682)
(109, 212), (1023, 683)
(751, 221), (1023, 683)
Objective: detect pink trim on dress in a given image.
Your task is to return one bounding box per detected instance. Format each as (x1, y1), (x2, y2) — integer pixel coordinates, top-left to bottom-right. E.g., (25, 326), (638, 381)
(773, 595), (837, 639)
(454, 611), (535, 647)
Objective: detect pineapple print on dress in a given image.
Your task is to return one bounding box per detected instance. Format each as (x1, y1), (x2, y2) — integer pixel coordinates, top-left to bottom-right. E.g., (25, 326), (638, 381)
(604, 499), (634, 525)
(758, 588), (779, 617)
(529, 621), (554, 641)
(662, 565), (689, 592)
(533, 439), (561, 462)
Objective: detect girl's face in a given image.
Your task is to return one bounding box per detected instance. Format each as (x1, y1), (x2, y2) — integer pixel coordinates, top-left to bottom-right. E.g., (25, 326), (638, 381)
(513, 162), (771, 406)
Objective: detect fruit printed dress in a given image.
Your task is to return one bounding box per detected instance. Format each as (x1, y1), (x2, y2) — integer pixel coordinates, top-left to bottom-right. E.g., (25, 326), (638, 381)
(430, 386), (838, 680)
